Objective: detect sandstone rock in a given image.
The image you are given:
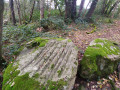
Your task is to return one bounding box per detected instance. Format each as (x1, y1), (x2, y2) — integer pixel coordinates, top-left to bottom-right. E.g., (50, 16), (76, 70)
(79, 38), (120, 80)
(2, 37), (78, 90)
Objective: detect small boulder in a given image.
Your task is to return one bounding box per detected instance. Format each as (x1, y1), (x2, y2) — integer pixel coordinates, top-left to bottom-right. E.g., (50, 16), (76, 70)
(79, 38), (120, 80)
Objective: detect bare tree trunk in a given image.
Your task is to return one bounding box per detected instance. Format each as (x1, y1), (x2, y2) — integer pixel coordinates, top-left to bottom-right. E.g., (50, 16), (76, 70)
(86, 0), (98, 19)
(71, 0), (77, 20)
(29, 0), (35, 22)
(65, 0), (72, 19)
(9, 0), (16, 25)
(40, 0), (45, 20)
(0, 0), (4, 62)
(15, 0), (22, 25)
(78, 0), (85, 17)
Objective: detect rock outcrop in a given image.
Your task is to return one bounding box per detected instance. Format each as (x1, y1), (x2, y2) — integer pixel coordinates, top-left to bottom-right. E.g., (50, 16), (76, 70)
(79, 38), (120, 80)
(2, 37), (78, 90)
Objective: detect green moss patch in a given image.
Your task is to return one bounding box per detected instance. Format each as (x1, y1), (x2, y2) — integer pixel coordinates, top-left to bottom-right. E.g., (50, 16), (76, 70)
(40, 79), (67, 90)
(2, 63), (20, 90)
(57, 68), (63, 77)
(51, 64), (55, 69)
(53, 38), (65, 41)
(27, 37), (49, 48)
(67, 39), (72, 42)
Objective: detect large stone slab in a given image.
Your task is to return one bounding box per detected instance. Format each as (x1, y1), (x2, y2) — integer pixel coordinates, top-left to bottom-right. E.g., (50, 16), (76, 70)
(79, 38), (120, 80)
(2, 38), (78, 90)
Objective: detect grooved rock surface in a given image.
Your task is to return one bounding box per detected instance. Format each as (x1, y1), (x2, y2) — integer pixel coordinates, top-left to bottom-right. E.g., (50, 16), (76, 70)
(3, 38), (78, 90)
(79, 38), (120, 80)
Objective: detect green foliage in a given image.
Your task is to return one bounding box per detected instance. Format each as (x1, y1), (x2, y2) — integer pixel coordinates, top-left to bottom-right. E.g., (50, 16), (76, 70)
(32, 10), (40, 22)
(75, 17), (89, 30)
(40, 16), (65, 30)
(75, 17), (87, 24)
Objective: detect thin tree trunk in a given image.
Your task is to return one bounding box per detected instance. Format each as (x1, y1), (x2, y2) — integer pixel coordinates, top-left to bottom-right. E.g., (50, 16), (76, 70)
(82, 0), (91, 18)
(48, 0), (52, 17)
(54, 0), (62, 16)
(40, 0), (45, 20)
(29, 0), (35, 22)
(15, 0), (22, 25)
(9, 0), (16, 25)
(104, 0), (113, 15)
(101, 0), (106, 14)
(108, 1), (120, 15)
(54, 0), (57, 9)
(0, 0), (4, 62)
(78, 0), (85, 17)
(65, 0), (68, 18)
(37, 1), (40, 10)
(86, 0), (98, 19)
(22, 0), (26, 21)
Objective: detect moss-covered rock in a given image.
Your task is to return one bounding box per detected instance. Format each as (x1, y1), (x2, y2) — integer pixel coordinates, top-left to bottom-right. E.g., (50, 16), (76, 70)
(79, 38), (120, 80)
(2, 37), (78, 90)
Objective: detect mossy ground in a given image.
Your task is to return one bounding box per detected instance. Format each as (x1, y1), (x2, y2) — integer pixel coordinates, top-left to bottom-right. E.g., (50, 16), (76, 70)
(79, 39), (120, 80)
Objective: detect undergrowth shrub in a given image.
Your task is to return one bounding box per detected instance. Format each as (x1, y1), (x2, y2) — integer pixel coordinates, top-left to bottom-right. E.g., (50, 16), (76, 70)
(75, 17), (89, 30)
(2, 23), (59, 62)
(40, 16), (65, 30)
(64, 18), (73, 25)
